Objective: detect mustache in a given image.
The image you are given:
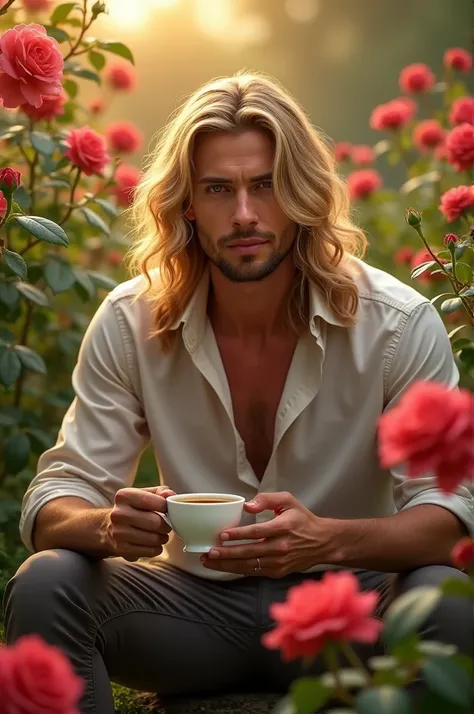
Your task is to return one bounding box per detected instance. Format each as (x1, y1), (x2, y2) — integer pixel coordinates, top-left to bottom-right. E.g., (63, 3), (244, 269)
(219, 229), (276, 245)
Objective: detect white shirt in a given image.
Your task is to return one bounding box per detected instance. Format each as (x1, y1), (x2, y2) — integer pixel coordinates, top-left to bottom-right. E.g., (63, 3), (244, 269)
(20, 258), (473, 580)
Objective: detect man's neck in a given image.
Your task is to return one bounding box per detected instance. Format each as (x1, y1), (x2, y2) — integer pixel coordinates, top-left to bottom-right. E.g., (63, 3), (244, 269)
(207, 258), (300, 341)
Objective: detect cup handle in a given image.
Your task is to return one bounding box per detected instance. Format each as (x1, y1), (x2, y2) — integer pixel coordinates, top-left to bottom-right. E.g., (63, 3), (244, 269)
(156, 511), (172, 528)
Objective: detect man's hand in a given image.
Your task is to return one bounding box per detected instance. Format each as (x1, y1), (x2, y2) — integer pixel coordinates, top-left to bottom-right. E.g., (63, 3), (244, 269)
(101, 485), (176, 562)
(200, 491), (333, 577)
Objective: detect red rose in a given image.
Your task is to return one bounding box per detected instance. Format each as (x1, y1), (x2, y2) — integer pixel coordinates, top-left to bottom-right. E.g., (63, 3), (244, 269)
(444, 48), (472, 73)
(0, 167), (21, 193)
(0, 189), (7, 219)
(21, 0), (53, 9)
(65, 126), (110, 176)
(262, 572), (383, 661)
(113, 162), (141, 207)
(451, 538), (474, 569)
(347, 169), (382, 200)
(378, 381), (474, 493)
(370, 98), (416, 131)
(410, 248), (446, 284)
(0, 634), (83, 714)
(439, 185), (474, 222)
(443, 233), (458, 247)
(351, 144), (375, 166)
(334, 141), (352, 162)
(0, 23), (63, 109)
(104, 61), (137, 91)
(107, 249), (123, 267)
(394, 246), (415, 266)
(412, 119), (445, 152)
(106, 120), (143, 154)
(449, 97), (474, 126)
(21, 89), (66, 122)
(399, 63), (435, 94)
(445, 123), (474, 172)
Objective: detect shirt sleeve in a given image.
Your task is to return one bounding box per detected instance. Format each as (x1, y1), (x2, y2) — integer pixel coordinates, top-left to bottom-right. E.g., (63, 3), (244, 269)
(19, 295), (151, 552)
(384, 301), (473, 535)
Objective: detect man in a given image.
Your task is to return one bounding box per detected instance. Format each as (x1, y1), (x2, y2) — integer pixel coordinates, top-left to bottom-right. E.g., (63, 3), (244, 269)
(3, 72), (473, 714)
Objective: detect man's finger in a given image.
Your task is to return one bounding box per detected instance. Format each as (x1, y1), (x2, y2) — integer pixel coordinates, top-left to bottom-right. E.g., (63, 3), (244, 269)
(243, 491), (294, 515)
(219, 517), (285, 543)
(205, 538), (284, 560)
(116, 488), (172, 513)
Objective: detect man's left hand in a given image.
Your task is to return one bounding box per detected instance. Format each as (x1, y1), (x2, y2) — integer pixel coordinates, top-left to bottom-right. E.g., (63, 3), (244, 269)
(200, 491), (335, 577)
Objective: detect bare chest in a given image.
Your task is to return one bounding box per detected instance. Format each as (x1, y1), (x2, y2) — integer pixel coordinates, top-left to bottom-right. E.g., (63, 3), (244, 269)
(216, 338), (297, 480)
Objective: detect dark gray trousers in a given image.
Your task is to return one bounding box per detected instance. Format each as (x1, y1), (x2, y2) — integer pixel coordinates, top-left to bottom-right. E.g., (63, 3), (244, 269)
(2, 550), (473, 714)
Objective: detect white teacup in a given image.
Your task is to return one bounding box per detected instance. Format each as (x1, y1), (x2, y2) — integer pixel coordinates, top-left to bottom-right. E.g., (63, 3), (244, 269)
(164, 493), (245, 553)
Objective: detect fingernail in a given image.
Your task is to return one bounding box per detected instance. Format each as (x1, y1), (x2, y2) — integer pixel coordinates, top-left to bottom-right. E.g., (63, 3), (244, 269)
(220, 532), (229, 541)
(208, 549), (220, 558)
(246, 500), (257, 506)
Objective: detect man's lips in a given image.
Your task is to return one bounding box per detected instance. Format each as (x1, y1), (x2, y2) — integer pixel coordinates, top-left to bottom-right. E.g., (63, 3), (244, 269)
(227, 238), (269, 248)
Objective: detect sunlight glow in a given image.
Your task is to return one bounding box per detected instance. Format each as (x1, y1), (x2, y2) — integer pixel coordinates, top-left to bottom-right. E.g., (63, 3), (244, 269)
(194, 0), (238, 39)
(107, 0), (178, 29)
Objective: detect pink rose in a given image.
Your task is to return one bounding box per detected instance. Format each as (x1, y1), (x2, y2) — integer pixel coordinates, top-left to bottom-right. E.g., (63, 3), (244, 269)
(0, 189), (7, 219)
(439, 185), (474, 222)
(22, 0), (53, 10)
(370, 98), (416, 131)
(394, 246), (415, 267)
(65, 126), (111, 176)
(446, 123), (474, 172)
(378, 381), (474, 493)
(0, 24), (63, 109)
(351, 144), (375, 166)
(449, 97), (474, 126)
(21, 89), (67, 121)
(88, 97), (106, 115)
(104, 61), (137, 91)
(334, 141), (352, 162)
(262, 572), (383, 661)
(347, 169), (382, 200)
(114, 162), (141, 207)
(0, 634), (83, 714)
(444, 48), (472, 73)
(399, 63), (435, 94)
(451, 538), (474, 570)
(106, 120), (143, 154)
(412, 119), (445, 152)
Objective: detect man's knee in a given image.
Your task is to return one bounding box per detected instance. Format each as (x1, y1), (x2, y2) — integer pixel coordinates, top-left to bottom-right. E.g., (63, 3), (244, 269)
(395, 565), (473, 655)
(2, 549), (96, 629)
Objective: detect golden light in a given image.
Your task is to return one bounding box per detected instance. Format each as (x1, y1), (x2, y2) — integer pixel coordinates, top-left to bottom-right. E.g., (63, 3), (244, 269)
(285, 0), (321, 23)
(194, 0), (238, 39)
(106, 0), (179, 30)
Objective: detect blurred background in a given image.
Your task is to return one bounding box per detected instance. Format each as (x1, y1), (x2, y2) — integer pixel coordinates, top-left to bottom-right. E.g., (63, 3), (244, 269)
(89, 0), (472, 179)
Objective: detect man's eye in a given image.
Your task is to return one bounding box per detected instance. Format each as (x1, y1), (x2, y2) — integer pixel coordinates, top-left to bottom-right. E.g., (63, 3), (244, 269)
(257, 181), (273, 189)
(207, 185), (227, 194)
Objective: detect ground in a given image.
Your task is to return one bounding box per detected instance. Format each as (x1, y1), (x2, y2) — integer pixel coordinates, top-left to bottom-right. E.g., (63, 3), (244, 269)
(113, 686), (280, 714)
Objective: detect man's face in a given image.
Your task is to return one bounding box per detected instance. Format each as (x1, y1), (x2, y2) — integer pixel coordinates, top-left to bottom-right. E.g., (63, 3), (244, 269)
(186, 129), (297, 283)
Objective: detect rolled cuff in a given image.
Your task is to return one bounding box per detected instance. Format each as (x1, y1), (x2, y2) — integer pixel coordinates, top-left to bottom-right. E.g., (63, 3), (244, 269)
(399, 489), (473, 536)
(20, 481), (112, 552)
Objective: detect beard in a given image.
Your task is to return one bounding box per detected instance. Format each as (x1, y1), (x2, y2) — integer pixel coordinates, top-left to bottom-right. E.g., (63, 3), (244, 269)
(197, 224), (297, 283)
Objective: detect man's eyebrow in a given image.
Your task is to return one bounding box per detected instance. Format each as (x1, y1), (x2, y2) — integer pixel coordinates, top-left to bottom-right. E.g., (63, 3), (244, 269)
(197, 172), (273, 184)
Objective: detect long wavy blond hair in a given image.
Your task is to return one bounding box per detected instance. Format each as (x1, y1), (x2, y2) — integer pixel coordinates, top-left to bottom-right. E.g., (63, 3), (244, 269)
(127, 71), (367, 351)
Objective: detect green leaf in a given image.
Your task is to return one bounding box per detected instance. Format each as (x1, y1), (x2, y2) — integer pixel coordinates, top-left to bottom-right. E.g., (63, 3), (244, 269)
(89, 50), (106, 71)
(14, 345), (47, 375)
(73, 269), (96, 300)
(15, 215), (69, 247)
(30, 131), (56, 155)
(451, 338), (474, 352)
(355, 687), (413, 714)
(13, 185), (32, 211)
(25, 428), (55, 453)
(99, 41), (135, 64)
(0, 327), (15, 346)
(0, 124), (25, 141)
(79, 206), (111, 235)
(290, 678), (332, 714)
(430, 292), (457, 306)
(448, 325), (469, 340)
(63, 78), (78, 98)
(454, 262), (472, 284)
(91, 197), (119, 217)
(0, 408), (19, 427)
(0, 347), (21, 388)
(16, 282), (49, 307)
(88, 270), (118, 291)
(51, 2), (77, 25)
(410, 261), (437, 280)
(441, 577), (474, 598)
(461, 287), (474, 297)
(44, 25), (70, 43)
(44, 259), (76, 294)
(43, 179), (72, 190)
(440, 298), (463, 314)
(38, 154), (57, 175)
(383, 587), (442, 649)
(1, 248), (27, 280)
(423, 657), (473, 707)
(4, 431), (31, 474)
(69, 67), (101, 84)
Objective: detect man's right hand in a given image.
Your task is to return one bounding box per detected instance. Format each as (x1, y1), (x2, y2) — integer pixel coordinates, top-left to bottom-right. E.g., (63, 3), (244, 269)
(102, 485), (175, 561)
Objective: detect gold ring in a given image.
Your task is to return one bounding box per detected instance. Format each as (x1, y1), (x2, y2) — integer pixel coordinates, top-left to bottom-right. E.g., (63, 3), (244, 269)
(253, 557), (262, 572)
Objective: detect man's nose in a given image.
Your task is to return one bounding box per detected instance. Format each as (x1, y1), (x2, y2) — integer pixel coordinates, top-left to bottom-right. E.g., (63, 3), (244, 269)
(232, 190), (258, 227)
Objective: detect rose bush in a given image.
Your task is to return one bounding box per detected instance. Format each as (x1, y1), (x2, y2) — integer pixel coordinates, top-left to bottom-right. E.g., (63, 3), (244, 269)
(0, 0), (144, 603)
